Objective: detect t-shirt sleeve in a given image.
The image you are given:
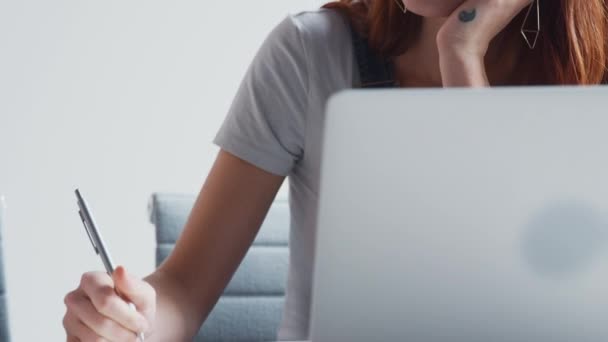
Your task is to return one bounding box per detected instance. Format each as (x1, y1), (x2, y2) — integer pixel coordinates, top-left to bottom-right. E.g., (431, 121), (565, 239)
(213, 15), (310, 176)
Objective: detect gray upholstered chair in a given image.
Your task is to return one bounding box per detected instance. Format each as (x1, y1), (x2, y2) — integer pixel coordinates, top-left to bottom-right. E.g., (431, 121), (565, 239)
(148, 193), (290, 342)
(0, 197), (11, 341)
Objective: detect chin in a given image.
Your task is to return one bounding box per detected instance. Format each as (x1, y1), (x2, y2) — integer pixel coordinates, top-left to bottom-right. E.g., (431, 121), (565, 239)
(402, 0), (466, 18)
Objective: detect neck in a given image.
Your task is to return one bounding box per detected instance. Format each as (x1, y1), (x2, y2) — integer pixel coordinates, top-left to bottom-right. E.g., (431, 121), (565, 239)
(394, 17), (445, 87)
(393, 16), (521, 87)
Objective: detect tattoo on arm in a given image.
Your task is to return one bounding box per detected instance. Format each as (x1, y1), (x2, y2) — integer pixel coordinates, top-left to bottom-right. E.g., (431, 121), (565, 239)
(459, 9), (477, 23)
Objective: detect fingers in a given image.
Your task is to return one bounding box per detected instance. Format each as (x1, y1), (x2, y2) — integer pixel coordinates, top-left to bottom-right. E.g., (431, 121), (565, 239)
(64, 271), (149, 341)
(63, 270), (155, 341)
(79, 272), (149, 334)
(63, 311), (109, 342)
(65, 290), (140, 341)
(112, 266), (156, 315)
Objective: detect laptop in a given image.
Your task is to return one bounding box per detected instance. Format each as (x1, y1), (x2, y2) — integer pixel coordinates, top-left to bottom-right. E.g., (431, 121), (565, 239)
(310, 87), (608, 342)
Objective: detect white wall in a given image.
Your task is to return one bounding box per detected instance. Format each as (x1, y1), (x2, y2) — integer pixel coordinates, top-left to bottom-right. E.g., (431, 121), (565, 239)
(0, 1), (327, 340)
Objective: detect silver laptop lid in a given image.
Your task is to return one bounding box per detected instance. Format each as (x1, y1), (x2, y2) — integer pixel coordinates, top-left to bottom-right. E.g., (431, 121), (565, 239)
(311, 87), (608, 342)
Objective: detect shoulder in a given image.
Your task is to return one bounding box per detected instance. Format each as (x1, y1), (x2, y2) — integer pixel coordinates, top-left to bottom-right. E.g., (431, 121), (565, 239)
(289, 8), (351, 40)
(245, 9), (352, 91)
(253, 8), (355, 88)
(268, 9), (352, 56)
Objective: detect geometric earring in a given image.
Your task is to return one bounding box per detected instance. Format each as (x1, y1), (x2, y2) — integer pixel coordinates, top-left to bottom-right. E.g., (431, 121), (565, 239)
(521, 0), (541, 49)
(394, 0), (407, 14)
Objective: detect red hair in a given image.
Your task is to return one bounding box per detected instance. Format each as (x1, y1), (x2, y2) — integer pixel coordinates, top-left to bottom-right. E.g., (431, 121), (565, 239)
(323, 0), (608, 85)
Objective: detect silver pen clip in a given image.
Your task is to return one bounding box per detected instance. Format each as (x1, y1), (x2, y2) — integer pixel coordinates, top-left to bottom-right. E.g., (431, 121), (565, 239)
(78, 207), (99, 255)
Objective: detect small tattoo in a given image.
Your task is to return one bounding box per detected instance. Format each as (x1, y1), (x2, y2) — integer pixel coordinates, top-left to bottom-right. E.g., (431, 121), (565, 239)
(459, 9), (477, 22)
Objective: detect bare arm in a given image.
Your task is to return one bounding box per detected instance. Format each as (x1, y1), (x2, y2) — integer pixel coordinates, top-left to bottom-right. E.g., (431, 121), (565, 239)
(144, 149), (286, 341)
(63, 149), (285, 341)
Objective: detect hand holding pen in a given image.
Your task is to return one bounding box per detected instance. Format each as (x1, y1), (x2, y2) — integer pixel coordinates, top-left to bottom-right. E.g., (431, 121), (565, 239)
(62, 189), (155, 341)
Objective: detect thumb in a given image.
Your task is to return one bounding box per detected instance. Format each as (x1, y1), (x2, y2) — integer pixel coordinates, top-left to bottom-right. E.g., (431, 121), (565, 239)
(112, 266), (155, 312)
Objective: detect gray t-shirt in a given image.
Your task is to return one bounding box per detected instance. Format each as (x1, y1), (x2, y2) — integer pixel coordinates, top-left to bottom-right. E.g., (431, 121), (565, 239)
(213, 9), (358, 340)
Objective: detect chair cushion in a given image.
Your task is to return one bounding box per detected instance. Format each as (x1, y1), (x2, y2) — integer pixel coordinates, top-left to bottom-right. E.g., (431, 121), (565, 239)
(199, 296), (285, 341)
(148, 193), (290, 342)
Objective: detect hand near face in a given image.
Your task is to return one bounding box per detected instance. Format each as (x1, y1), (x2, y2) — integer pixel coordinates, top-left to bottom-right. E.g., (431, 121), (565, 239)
(438, 0), (533, 57)
(436, 0), (534, 86)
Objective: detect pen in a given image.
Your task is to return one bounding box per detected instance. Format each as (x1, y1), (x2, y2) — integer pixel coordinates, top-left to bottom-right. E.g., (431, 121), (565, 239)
(75, 189), (146, 341)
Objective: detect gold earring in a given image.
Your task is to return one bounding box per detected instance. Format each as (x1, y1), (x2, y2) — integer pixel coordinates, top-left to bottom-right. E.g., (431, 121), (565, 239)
(521, 0), (540, 49)
(394, 0), (407, 14)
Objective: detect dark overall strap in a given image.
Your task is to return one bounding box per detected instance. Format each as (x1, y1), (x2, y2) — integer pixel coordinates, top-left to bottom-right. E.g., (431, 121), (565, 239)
(350, 25), (397, 88)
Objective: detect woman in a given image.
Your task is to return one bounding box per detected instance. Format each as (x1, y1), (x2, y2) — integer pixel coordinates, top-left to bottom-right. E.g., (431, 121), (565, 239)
(63, 0), (608, 341)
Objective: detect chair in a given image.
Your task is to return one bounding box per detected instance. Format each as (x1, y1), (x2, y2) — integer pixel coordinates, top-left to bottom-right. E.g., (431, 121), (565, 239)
(0, 197), (11, 341)
(148, 193), (290, 341)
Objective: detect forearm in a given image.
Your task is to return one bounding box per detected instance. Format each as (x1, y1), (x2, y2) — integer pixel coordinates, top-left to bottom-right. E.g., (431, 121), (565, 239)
(140, 151), (285, 341)
(439, 47), (489, 87)
(143, 269), (204, 341)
